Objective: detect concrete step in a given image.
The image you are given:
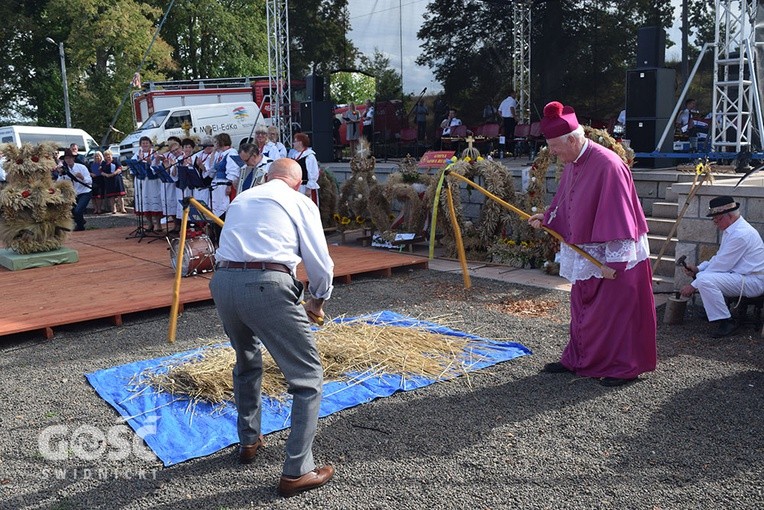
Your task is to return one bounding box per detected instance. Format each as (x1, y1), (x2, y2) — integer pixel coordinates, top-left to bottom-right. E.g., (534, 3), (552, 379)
(651, 201), (679, 219)
(650, 254), (677, 277)
(646, 217), (677, 237)
(647, 234), (676, 257)
(652, 274), (676, 295)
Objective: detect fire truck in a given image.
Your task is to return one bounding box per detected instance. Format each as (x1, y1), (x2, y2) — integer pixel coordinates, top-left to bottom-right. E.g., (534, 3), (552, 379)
(130, 76), (307, 128)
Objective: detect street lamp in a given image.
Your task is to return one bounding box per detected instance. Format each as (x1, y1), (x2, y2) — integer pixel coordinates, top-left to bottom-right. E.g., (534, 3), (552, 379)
(45, 37), (72, 128)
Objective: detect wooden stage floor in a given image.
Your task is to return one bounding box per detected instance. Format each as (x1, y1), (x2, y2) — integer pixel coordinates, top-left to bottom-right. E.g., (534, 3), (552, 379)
(0, 227), (428, 339)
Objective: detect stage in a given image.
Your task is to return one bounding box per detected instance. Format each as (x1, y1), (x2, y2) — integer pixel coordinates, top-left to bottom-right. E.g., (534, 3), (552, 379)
(0, 227), (428, 339)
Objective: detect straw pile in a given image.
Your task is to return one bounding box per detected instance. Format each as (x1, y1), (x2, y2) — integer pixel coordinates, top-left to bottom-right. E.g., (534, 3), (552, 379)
(488, 298), (563, 321)
(143, 318), (479, 405)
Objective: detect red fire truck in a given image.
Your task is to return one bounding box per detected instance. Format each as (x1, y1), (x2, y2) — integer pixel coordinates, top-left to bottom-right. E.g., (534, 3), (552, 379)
(130, 76), (307, 127)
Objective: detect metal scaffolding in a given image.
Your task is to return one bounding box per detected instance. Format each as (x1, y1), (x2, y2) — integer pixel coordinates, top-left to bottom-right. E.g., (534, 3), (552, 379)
(266, 0), (292, 147)
(711, 0), (763, 153)
(512, 1), (532, 124)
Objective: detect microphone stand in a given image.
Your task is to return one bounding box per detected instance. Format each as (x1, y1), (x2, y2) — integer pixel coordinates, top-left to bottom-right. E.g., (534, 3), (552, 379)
(406, 87), (428, 120)
(125, 161), (148, 241)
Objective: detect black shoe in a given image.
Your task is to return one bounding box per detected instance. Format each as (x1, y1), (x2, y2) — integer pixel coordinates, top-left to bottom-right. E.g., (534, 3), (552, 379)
(711, 318), (739, 338)
(541, 362), (572, 374)
(600, 377), (636, 387)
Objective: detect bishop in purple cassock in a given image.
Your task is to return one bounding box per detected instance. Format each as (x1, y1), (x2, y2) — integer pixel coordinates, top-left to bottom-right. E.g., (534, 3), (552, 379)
(528, 101), (657, 387)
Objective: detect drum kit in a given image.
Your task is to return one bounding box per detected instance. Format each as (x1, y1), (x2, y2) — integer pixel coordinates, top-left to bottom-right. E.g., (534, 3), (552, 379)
(168, 223), (216, 277)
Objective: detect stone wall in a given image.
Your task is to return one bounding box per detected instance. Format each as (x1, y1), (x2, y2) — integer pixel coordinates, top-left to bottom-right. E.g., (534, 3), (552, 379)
(671, 176), (764, 286)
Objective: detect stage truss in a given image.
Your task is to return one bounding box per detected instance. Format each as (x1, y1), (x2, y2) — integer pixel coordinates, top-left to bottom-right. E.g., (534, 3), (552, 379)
(266, 0), (292, 147)
(512, 0), (532, 124)
(711, 0), (764, 153)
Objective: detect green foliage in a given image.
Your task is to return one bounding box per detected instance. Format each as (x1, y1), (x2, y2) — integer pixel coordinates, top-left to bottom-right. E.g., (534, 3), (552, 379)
(156, 0), (268, 79)
(359, 50), (401, 101)
(330, 71), (375, 105)
(289, 0), (356, 77)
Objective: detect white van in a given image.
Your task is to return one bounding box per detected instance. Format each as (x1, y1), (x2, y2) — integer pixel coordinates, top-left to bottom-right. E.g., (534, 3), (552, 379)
(0, 125), (99, 153)
(118, 102), (267, 159)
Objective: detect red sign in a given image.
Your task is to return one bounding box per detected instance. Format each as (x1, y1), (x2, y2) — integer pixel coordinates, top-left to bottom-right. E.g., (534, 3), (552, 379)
(417, 151), (456, 168)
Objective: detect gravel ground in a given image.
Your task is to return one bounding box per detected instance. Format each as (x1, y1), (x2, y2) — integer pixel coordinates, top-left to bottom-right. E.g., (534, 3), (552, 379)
(0, 217), (762, 510)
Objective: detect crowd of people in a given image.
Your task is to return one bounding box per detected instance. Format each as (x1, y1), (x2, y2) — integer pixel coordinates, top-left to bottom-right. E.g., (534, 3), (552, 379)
(122, 127), (320, 235)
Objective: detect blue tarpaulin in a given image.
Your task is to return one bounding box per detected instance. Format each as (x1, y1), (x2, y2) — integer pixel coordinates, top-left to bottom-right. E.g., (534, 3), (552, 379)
(86, 311), (531, 466)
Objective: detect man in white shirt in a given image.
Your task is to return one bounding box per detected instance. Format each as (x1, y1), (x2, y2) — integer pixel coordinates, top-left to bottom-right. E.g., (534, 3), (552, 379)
(680, 196), (764, 337)
(498, 89), (518, 139)
(210, 158), (335, 497)
(362, 99), (374, 143)
(57, 148), (93, 231)
(440, 108), (462, 136)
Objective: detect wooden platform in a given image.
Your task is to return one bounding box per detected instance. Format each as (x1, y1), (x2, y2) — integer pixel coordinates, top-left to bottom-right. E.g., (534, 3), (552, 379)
(0, 227), (428, 339)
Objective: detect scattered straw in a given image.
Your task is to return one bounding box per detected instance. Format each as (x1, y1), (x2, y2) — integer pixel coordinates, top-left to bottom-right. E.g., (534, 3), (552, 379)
(488, 298), (563, 320)
(140, 318), (482, 405)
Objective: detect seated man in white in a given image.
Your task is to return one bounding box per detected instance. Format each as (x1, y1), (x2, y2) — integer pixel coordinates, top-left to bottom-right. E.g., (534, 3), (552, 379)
(680, 196), (764, 338)
(440, 108), (462, 136)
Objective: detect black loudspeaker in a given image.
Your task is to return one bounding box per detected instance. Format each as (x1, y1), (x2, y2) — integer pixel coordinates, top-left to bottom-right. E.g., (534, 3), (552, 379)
(305, 74), (324, 102)
(636, 26), (665, 68)
(299, 101), (333, 162)
(308, 131), (333, 163)
(626, 118), (674, 168)
(299, 101), (333, 133)
(626, 68), (676, 118)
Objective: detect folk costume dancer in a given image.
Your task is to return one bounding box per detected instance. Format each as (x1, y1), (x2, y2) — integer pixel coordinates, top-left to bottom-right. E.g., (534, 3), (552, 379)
(679, 196), (764, 338)
(268, 126), (288, 158)
(238, 144), (274, 192)
(132, 136), (163, 232)
(210, 133), (239, 219)
(289, 133), (320, 207)
(209, 158), (335, 497)
(194, 138), (216, 212)
(255, 126), (283, 162)
(528, 101), (657, 387)
(158, 140), (181, 233)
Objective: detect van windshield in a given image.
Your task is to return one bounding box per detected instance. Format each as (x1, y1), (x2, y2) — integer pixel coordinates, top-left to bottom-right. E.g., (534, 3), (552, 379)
(138, 110), (170, 131)
(17, 133), (84, 149)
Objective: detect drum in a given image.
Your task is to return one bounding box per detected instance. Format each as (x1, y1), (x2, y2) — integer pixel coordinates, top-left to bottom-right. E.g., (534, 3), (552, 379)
(169, 235), (215, 276)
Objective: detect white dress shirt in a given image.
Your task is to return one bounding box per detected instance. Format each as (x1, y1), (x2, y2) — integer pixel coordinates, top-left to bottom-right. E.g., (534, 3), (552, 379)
(216, 178), (334, 300)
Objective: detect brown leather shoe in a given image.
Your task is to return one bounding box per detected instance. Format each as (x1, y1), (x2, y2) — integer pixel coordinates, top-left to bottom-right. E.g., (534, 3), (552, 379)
(238, 435), (265, 464)
(277, 465), (335, 497)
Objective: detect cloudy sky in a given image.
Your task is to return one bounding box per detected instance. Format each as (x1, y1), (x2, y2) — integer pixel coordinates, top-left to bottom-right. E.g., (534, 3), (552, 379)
(346, 0), (686, 95)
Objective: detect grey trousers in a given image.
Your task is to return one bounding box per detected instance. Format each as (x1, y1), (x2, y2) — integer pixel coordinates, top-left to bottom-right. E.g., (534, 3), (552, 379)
(209, 268), (323, 477)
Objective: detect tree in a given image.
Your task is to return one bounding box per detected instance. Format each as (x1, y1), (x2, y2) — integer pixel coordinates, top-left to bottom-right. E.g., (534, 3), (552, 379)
(418, 0), (676, 123)
(359, 49), (402, 101)
(329, 71), (375, 104)
(155, 0), (268, 79)
(288, 0), (357, 78)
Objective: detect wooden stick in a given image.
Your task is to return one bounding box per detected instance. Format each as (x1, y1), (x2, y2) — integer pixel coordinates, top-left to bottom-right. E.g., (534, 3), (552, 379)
(651, 172), (708, 273)
(445, 184), (471, 289)
(445, 170), (616, 280)
(168, 198), (225, 343)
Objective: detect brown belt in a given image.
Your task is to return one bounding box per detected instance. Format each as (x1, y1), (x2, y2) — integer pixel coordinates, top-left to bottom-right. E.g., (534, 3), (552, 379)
(215, 261), (291, 274)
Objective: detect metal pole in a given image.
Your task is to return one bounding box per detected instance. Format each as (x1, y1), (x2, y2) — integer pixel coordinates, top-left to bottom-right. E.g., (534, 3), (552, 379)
(58, 42), (72, 128)
(47, 38), (72, 128)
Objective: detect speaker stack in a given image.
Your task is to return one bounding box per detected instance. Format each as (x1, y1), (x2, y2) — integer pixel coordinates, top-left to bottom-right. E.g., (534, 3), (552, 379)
(625, 26), (675, 168)
(300, 75), (333, 162)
